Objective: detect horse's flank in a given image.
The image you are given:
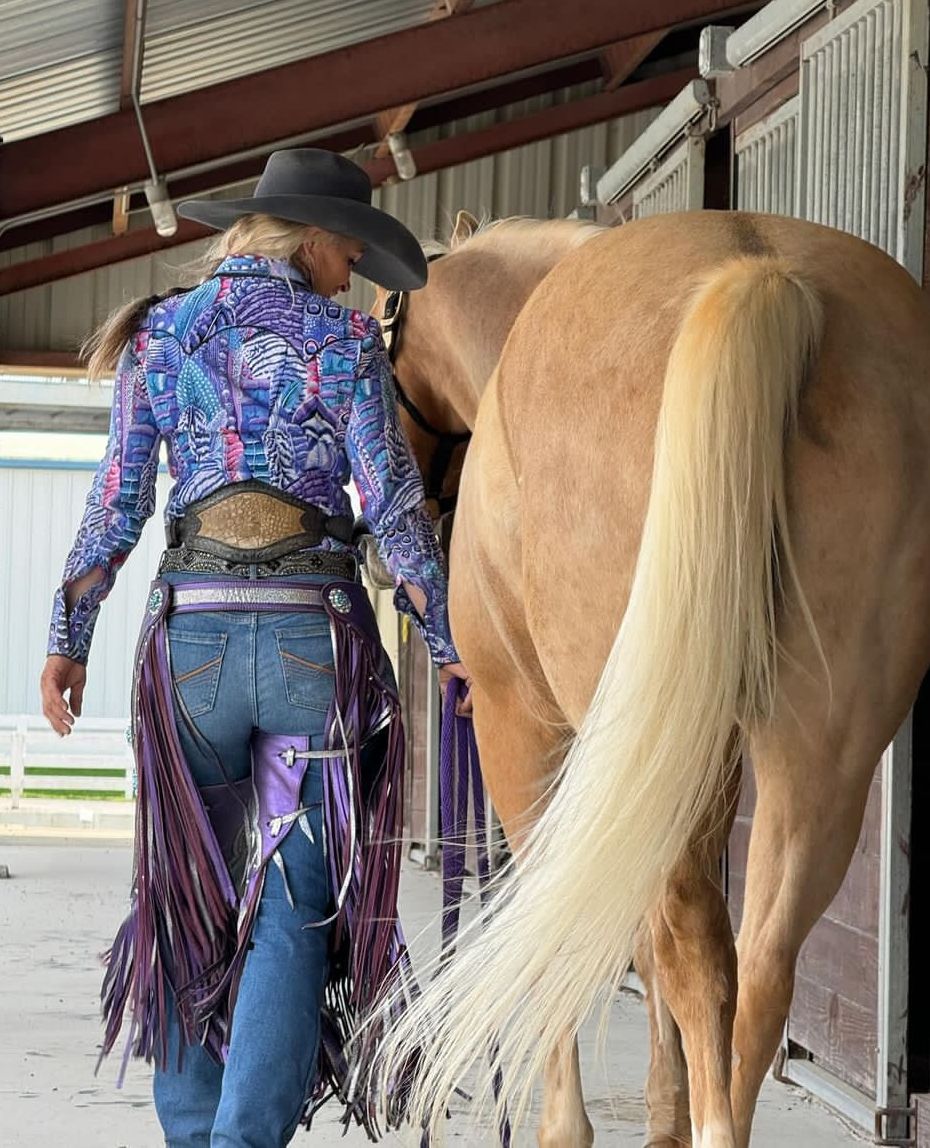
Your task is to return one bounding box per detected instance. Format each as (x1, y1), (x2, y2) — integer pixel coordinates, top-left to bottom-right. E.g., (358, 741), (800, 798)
(377, 212), (930, 1147)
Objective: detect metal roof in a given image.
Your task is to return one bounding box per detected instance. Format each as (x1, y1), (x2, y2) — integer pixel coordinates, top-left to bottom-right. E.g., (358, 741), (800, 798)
(0, 85), (659, 353)
(139, 0), (440, 103)
(0, 0), (443, 142)
(0, 0), (123, 140)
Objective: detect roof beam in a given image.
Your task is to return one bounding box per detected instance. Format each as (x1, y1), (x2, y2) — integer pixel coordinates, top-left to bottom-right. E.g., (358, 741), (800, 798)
(0, 220), (212, 296)
(0, 63), (601, 253)
(600, 30), (668, 91)
(0, 377), (111, 433)
(0, 68), (692, 296)
(0, 0), (743, 220)
(365, 70), (695, 183)
(374, 0), (475, 161)
(1, 351), (85, 372)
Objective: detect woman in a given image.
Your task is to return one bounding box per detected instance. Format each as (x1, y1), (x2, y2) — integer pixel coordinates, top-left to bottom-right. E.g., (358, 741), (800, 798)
(39, 148), (468, 1147)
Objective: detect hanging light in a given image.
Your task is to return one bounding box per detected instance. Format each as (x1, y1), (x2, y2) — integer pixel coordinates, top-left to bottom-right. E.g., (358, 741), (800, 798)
(143, 178), (177, 237)
(387, 132), (417, 181)
(126, 2), (177, 237)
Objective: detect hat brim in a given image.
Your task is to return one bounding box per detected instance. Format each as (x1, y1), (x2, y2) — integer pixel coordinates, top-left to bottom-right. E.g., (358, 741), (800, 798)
(177, 194), (427, 291)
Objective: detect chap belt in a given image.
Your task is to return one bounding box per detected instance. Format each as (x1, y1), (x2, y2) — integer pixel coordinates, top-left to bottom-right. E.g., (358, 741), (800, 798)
(165, 481), (354, 563)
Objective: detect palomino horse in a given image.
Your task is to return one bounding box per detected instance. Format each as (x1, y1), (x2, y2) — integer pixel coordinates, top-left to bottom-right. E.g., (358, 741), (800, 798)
(374, 211), (930, 1148)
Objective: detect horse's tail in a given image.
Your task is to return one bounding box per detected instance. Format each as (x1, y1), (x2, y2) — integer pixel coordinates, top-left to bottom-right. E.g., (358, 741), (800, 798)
(378, 257), (824, 1132)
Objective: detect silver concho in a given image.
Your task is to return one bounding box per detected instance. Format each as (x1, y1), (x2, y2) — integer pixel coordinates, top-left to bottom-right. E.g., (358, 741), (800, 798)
(327, 587), (352, 615)
(148, 586), (165, 615)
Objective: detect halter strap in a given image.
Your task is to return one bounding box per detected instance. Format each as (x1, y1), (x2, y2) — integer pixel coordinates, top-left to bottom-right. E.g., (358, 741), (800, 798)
(381, 254), (471, 517)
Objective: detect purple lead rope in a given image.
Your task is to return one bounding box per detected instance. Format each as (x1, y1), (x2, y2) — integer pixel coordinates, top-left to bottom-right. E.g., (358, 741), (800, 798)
(439, 679), (511, 1148)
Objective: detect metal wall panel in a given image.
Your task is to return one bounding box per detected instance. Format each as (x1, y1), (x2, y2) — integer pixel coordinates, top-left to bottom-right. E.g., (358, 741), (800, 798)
(734, 95), (800, 214)
(798, 0), (928, 277)
(632, 136), (706, 218)
(0, 462), (170, 720)
(782, 1), (929, 1135)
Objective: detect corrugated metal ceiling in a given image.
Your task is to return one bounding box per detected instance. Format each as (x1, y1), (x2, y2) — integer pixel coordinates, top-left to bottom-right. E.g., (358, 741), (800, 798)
(140, 0), (440, 102)
(0, 0), (448, 142)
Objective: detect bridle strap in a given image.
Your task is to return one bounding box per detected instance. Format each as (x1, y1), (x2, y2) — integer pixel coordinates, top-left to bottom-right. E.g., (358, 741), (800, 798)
(381, 253), (470, 514)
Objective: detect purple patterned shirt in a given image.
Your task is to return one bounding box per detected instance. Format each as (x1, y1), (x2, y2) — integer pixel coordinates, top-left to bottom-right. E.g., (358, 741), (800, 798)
(48, 255), (457, 666)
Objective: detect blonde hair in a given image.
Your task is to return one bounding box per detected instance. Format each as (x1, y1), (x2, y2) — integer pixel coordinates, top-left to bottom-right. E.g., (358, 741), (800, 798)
(83, 214), (337, 379)
(198, 215), (316, 272)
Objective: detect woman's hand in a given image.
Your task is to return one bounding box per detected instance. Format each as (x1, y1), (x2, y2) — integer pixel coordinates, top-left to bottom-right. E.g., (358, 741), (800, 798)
(40, 655), (87, 737)
(438, 661), (473, 716)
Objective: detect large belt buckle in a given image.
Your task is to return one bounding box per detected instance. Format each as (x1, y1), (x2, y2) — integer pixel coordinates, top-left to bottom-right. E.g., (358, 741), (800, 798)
(193, 491), (311, 552)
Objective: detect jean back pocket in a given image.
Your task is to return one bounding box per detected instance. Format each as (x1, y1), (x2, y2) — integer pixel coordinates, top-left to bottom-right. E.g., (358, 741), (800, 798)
(168, 631), (227, 718)
(275, 622), (335, 713)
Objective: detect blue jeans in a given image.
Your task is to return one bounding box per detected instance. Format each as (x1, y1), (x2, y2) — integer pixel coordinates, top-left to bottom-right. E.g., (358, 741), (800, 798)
(152, 573), (336, 1148)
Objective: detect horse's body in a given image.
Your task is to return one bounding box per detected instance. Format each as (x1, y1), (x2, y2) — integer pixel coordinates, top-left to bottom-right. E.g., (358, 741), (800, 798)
(376, 212), (930, 1147)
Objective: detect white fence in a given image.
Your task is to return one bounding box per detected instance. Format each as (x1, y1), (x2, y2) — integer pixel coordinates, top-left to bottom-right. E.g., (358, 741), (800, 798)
(0, 714), (134, 807)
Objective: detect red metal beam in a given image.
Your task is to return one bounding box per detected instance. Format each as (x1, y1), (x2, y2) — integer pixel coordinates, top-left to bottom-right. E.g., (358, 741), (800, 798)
(0, 350), (84, 371)
(0, 64), (600, 254)
(0, 221), (212, 296)
(373, 0), (476, 159)
(0, 68), (691, 297)
(0, 0), (741, 220)
(409, 59), (603, 131)
(0, 126), (375, 253)
(600, 31), (668, 91)
(365, 69), (695, 185)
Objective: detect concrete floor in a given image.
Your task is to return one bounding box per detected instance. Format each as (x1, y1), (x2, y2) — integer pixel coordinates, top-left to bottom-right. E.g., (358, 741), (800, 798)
(0, 840), (865, 1147)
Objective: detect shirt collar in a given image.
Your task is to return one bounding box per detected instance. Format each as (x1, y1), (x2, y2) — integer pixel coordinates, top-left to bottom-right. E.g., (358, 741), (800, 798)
(214, 254), (310, 287)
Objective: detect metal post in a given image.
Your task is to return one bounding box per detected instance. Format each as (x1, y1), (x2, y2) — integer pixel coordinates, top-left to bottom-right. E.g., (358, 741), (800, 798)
(876, 716), (913, 1145)
(10, 718), (26, 810)
(422, 663), (442, 870)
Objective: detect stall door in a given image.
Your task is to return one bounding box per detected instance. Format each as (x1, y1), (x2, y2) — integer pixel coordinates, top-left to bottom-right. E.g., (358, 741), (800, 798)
(733, 1), (928, 1138)
(631, 136), (706, 217)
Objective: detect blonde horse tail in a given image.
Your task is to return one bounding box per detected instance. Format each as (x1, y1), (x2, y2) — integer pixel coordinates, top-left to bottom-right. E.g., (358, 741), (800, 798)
(378, 257), (824, 1133)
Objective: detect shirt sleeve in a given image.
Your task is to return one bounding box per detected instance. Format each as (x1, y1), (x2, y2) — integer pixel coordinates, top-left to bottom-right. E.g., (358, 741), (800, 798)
(345, 319), (458, 665)
(47, 332), (162, 663)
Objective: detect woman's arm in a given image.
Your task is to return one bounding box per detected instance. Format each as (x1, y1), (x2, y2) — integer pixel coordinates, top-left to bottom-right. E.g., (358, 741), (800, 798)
(346, 319), (458, 665)
(47, 333), (162, 665)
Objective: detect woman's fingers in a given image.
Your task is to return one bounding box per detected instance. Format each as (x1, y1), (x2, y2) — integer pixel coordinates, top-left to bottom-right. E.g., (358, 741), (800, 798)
(68, 678), (85, 718)
(42, 690), (73, 736)
(40, 658), (82, 736)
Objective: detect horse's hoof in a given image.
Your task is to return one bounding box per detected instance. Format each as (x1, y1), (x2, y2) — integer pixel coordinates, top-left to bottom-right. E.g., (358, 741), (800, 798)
(643, 1138), (690, 1147)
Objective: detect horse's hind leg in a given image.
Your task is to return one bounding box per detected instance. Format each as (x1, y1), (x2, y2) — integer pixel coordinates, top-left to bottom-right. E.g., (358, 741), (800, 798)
(469, 681), (592, 1148)
(730, 726), (882, 1148)
(634, 932), (690, 1146)
(539, 1033), (594, 1148)
(647, 774), (740, 1148)
(476, 696), (593, 1148)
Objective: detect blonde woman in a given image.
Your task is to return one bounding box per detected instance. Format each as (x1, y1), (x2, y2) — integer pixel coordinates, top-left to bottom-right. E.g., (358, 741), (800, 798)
(40, 149), (467, 1146)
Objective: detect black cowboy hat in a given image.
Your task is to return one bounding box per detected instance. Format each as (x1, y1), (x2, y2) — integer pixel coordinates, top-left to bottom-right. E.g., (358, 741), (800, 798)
(177, 148), (427, 291)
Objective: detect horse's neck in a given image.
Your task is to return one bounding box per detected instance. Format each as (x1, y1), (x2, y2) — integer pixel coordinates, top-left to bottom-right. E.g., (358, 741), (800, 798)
(440, 223), (601, 423)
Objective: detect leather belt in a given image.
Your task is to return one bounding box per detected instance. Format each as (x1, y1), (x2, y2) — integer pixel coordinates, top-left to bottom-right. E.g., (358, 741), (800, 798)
(158, 546), (357, 581)
(170, 585), (326, 612)
(166, 480), (354, 562)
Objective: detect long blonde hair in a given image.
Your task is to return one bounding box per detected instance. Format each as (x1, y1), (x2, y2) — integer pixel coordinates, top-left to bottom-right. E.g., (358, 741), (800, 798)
(83, 214), (328, 379)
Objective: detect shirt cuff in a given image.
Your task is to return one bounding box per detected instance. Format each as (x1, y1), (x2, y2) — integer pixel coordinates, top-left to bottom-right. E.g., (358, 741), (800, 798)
(393, 582), (459, 666)
(47, 586), (100, 665)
